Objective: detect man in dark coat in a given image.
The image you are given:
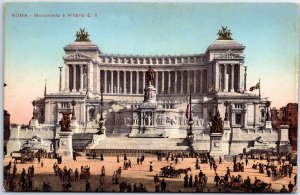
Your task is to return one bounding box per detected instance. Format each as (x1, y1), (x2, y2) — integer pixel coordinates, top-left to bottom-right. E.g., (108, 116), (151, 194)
(161, 179), (166, 192)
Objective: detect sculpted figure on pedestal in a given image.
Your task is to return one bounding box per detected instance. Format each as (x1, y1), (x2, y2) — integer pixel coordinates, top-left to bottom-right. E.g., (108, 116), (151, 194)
(146, 66), (155, 86)
(59, 112), (72, 132)
(209, 111), (223, 133)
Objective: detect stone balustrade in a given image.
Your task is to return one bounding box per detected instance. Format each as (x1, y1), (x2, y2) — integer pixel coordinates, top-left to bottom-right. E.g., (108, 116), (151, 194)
(99, 54), (205, 65)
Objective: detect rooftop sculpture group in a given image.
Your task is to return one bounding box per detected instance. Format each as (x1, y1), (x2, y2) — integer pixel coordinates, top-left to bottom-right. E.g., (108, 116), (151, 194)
(217, 26), (233, 40)
(59, 112), (72, 132)
(75, 28), (90, 42)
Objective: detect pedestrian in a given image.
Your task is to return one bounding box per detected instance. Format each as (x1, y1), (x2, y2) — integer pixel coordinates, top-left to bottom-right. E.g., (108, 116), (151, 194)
(75, 168), (79, 181)
(117, 155), (120, 163)
(127, 183), (132, 192)
(149, 162), (153, 172)
(226, 167), (231, 176)
(155, 181), (160, 192)
(279, 185), (288, 193)
(28, 178), (33, 191)
(189, 174), (193, 187)
(246, 158), (248, 166)
(86, 180), (91, 192)
(137, 157), (140, 165)
(101, 166), (105, 176)
(41, 161), (43, 168)
(194, 175), (199, 187)
(31, 165), (35, 177)
(184, 174), (188, 188)
(288, 181), (294, 192)
(214, 173), (220, 187)
(100, 153), (104, 161)
(73, 152), (77, 161)
(124, 154), (127, 161)
(161, 179), (166, 192)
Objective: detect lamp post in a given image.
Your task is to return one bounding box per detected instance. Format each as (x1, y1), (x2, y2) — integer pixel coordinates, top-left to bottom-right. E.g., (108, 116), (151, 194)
(97, 86), (105, 134)
(265, 101), (271, 121)
(71, 100), (76, 120)
(187, 88), (194, 145)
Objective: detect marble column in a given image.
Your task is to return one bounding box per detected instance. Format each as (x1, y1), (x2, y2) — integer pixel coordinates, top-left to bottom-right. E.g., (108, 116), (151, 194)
(224, 74), (229, 92)
(111, 70), (114, 93)
(72, 64), (76, 92)
(237, 65), (241, 92)
(96, 65), (100, 93)
(136, 71), (139, 94)
(130, 71), (133, 94)
(253, 102), (256, 127)
(174, 71), (178, 94)
(124, 71), (127, 94)
(80, 65), (83, 92)
(181, 71), (184, 94)
(162, 71), (165, 93)
(242, 104), (248, 128)
(231, 64), (235, 92)
(168, 71), (171, 94)
(193, 70), (196, 93)
(143, 71), (145, 89)
(104, 70), (107, 93)
(215, 63), (220, 92)
(155, 71), (158, 90)
(88, 63), (93, 93)
(200, 70), (203, 93)
(187, 71), (190, 92)
(117, 70), (120, 93)
(65, 64), (69, 91)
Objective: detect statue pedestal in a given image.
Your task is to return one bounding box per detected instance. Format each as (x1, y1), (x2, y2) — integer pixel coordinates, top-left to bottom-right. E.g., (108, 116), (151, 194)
(29, 119), (39, 127)
(265, 121), (272, 130)
(57, 131), (73, 160)
(209, 132), (224, 158)
(144, 84), (157, 103)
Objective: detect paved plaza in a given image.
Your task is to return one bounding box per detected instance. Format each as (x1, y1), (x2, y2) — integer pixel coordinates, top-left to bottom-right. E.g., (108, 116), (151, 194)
(3, 155), (297, 192)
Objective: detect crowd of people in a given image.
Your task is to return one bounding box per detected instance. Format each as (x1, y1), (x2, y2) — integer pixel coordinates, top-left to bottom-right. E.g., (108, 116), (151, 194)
(3, 151), (297, 192)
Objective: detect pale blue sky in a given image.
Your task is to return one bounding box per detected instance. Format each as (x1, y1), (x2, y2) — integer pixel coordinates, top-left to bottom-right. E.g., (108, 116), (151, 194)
(4, 3), (299, 123)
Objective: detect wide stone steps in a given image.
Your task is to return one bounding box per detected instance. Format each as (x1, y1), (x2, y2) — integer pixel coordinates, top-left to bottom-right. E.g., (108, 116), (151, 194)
(72, 133), (94, 150)
(89, 137), (189, 151)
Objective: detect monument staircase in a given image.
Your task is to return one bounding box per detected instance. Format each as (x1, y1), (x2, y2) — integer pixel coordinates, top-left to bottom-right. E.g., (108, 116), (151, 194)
(72, 133), (94, 151)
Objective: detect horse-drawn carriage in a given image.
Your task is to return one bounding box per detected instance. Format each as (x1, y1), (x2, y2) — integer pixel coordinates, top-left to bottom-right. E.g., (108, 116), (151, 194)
(11, 150), (34, 163)
(159, 166), (191, 178)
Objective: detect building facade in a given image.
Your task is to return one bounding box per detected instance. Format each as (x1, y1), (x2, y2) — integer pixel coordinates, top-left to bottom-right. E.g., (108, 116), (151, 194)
(7, 28), (291, 156)
(271, 103), (298, 151)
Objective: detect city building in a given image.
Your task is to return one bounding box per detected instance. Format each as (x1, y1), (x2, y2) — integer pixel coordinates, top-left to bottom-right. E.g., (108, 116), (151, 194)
(6, 28), (291, 156)
(271, 103), (298, 151)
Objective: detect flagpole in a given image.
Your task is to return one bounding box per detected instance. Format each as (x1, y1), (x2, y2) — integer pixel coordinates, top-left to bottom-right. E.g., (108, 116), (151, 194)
(259, 78), (261, 98)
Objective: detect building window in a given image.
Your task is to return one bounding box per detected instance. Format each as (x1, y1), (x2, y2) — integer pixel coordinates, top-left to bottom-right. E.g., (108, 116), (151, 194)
(235, 114), (242, 125)
(261, 110), (265, 118)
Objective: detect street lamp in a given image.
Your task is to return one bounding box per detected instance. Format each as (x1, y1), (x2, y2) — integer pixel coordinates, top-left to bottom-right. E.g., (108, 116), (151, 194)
(187, 88), (194, 145)
(97, 87), (105, 134)
(71, 99), (76, 120)
(265, 101), (271, 121)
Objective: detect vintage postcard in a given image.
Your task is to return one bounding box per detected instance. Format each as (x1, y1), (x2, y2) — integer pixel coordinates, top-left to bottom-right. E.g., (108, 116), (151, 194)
(3, 2), (299, 193)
